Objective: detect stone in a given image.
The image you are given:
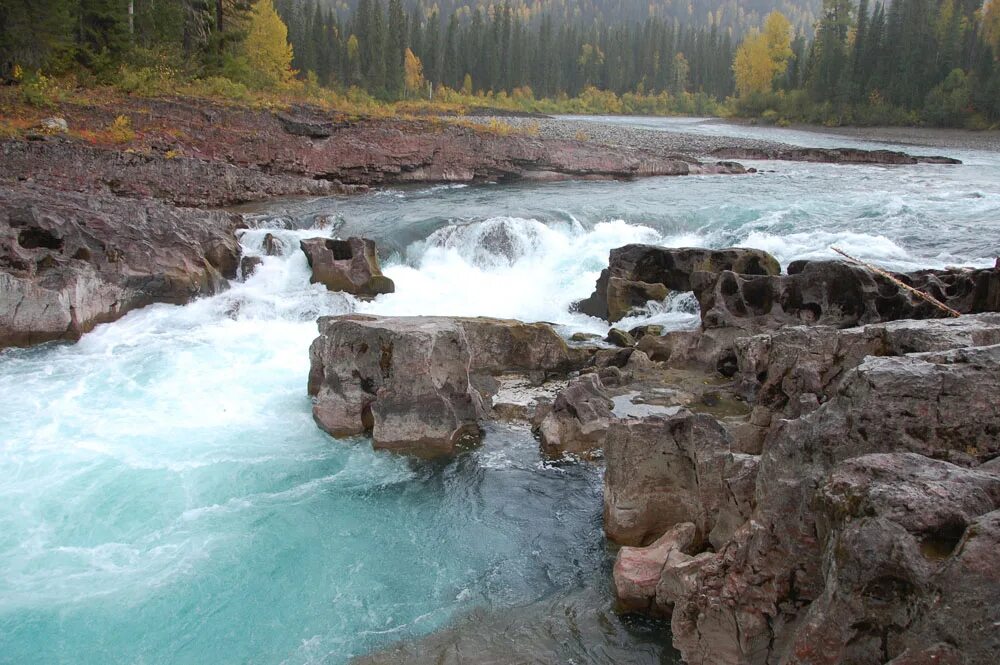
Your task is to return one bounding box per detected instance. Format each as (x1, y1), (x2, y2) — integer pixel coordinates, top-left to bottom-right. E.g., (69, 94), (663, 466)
(0, 184), (242, 349)
(782, 454), (1000, 665)
(613, 522), (697, 613)
(38, 117), (68, 133)
(669, 343), (1000, 665)
(605, 277), (669, 322)
(300, 236), (394, 297)
(577, 245), (781, 321)
(730, 314), (1000, 454)
(603, 411), (740, 546)
(694, 260), (999, 332)
(262, 232), (284, 256)
(308, 315), (586, 456)
(627, 324), (663, 341)
(536, 374), (615, 459)
(240, 255), (263, 279)
(569, 331), (601, 343)
(605, 328), (635, 347)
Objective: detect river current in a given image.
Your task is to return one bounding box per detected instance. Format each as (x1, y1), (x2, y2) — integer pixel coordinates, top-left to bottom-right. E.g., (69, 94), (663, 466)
(1, 119), (998, 664)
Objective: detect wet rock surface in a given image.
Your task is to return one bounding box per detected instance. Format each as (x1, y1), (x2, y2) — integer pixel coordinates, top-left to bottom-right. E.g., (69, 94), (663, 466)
(300, 236), (394, 297)
(351, 585), (675, 665)
(308, 315), (588, 456)
(710, 146), (963, 165)
(578, 245), (781, 322)
(0, 184), (242, 348)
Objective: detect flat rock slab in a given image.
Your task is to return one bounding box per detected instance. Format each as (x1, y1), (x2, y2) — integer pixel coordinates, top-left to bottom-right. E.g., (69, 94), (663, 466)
(308, 315), (588, 456)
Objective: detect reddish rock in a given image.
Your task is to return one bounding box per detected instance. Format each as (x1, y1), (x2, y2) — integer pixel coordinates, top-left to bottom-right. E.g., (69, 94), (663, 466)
(299, 237), (394, 297)
(613, 522), (697, 613)
(0, 184), (242, 349)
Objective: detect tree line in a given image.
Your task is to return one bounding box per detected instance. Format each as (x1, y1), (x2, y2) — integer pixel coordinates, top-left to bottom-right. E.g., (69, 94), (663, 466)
(1, 0), (999, 127)
(732, 0), (1000, 125)
(278, 0), (737, 100)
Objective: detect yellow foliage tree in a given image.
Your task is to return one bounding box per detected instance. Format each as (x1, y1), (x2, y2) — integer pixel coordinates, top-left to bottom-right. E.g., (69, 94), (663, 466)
(733, 30), (776, 97)
(763, 11), (793, 77)
(404, 48), (425, 97)
(242, 0), (295, 90)
(984, 0), (1000, 58)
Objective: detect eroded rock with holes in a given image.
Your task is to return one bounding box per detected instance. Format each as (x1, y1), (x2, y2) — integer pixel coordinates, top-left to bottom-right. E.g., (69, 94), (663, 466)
(308, 315), (587, 455)
(0, 184), (242, 349)
(669, 343), (1000, 665)
(693, 260), (1000, 332)
(779, 453), (1000, 665)
(300, 236), (394, 297)
(730, 313), (1000, 454)
(577, 245), (781, 322)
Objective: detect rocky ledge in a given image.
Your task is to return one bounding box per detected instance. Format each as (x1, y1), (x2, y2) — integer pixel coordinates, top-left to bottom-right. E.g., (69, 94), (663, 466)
(0, 184), (242, 348)
(340, 243), (999, 665)
(710, 146), (962, 165)
(307, 315), (591, 456)
(580, 246), (1000, 665)
(0, 97), (753, 210)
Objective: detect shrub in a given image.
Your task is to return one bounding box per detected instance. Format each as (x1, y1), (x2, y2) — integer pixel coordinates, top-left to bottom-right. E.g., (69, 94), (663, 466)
(20, 71), (59, 107)
(108, 115), (135, 144)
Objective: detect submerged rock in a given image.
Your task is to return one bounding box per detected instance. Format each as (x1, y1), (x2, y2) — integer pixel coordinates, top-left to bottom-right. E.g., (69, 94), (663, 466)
(0, 184), (242, 349)
(350, 584), (673, 665)
(308, 315), (586, 456)
(578, 245), (780, 322)
(300, 236), (394, 297)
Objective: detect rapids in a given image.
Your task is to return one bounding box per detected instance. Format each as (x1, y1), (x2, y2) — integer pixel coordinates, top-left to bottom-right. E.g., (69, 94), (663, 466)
(1, 119), (998, 664)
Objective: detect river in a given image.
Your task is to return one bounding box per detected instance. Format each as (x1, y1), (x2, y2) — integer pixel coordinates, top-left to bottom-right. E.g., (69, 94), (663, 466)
(1, 118), (998, 664)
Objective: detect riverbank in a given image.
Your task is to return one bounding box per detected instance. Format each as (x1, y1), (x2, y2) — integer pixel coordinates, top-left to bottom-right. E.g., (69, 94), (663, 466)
(787, 122), (1000, 153)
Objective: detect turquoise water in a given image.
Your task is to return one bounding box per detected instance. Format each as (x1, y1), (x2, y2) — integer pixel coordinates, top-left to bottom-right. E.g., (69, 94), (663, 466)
(1, 120), (999, 664)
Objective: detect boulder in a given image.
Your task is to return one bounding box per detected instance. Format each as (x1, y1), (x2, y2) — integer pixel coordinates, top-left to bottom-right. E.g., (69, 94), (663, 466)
(605, 327), (635, 347)
(628, 324), (663, 341)
(240, 255), (263, 279)
(779, 453), (1000, 665)
(300, 236), (394, 297)
(536, 374), (615, 459)
(669, 343), (1000, 665)
(578, 245), (781, 322)
(613, 522), (697, 613)
(0, 184), (242, 349)
(308, 315), (586, 456)
(603, 411), (751, 547)
(730, 314), (1000, 454)
(38, 117), (68, 133)
(262, 232), (284, 256)
(694, 260), (999, 332)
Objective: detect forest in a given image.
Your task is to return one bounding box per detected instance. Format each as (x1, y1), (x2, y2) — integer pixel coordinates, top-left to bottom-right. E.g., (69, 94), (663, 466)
(1, 0), (999, 126)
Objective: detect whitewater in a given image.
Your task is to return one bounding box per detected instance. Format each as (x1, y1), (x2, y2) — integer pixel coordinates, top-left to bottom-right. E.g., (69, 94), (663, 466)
(1, 119), (998, 664)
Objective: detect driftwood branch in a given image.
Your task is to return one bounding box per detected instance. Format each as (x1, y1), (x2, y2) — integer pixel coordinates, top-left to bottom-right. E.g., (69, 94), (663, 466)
(830, 246), (961, 318)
